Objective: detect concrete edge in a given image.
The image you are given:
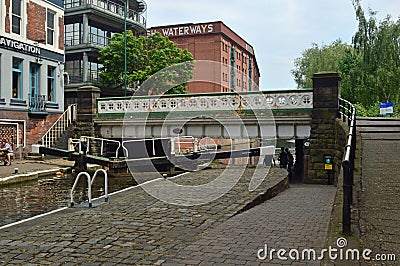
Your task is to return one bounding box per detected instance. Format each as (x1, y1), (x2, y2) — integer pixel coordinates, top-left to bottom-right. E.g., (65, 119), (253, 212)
(234, 175), (289, 216)
(0, 167), (71, 187)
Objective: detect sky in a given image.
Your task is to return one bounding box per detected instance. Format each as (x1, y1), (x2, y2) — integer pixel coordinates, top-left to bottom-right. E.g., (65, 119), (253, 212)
(145, 0), (400, 90)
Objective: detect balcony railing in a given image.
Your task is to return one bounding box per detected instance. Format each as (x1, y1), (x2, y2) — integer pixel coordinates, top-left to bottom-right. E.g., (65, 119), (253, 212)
(29, 94), (46, 112)
(65, 0), (146, 27)
(65, 33), (110, 47)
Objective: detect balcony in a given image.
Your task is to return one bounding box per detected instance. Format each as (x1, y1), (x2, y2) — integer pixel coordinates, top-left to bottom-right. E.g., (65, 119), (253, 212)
(65, 0), (146, 28)
(65, 33), (111, 48)
(29, 94), (48, 117)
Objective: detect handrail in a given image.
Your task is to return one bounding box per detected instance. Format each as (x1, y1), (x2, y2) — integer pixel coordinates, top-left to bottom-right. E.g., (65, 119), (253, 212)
(41, 104), (77, 148)
(91, 169), (108, 203)
(338, 98), (357, 235)
(70, 172), (92, 208)
(70, 170), (109, 208)
(80, 136), (121, 158)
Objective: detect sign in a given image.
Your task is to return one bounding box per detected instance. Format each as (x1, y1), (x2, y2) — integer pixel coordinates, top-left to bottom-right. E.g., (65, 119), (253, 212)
(148, 23), (214, 37)
(324, 155), (333, 171)
(0, 36), (40, 55)
(380, 102), (394, 115)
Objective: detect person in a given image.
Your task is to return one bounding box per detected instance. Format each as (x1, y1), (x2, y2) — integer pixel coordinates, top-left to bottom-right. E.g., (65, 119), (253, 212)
(278, 147), (288, 169)
(285, 148), (294, 177)
(0, 139), (13, 166)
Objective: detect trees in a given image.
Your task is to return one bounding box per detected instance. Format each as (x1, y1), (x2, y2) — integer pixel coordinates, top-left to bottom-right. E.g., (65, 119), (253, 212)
(341, 0), (400, 115)
(98, 31), (194, 95)
(292, 0), (400, 116)
(292, 40), (351, 88)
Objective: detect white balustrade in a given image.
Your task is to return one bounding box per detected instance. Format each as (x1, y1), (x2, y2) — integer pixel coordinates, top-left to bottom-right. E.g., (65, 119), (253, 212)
(41, 104), (77, 148)
(97, 91), (313, 116)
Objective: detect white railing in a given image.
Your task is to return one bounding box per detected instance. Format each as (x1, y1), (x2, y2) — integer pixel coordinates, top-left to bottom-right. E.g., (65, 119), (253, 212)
(97, 91), (313, 116)
(41, 104), (77, 148)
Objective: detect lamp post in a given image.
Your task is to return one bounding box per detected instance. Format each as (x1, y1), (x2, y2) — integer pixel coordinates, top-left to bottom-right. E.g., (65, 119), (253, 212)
(123, 0), (127, 96)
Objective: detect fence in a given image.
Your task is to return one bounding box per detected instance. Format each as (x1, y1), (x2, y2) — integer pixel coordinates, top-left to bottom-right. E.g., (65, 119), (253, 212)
(338, 98), (357, 235)
(40, 104), (77, 148)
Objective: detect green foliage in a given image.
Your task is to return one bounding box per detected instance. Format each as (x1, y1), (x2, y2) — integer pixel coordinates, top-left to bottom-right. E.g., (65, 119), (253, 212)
(292, 40), (351, 88)
(292, 0), (400, 117)
(98, 31), (194, 95)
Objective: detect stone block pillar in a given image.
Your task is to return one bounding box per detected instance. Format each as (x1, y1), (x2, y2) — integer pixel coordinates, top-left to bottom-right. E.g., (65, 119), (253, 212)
(306, 72), (340, 183)
(76, 86), (100, 123)
(74, 86), (101, 139)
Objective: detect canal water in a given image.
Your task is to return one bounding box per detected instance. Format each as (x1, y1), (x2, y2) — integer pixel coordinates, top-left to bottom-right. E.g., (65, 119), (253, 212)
(0, 172), (139, 227)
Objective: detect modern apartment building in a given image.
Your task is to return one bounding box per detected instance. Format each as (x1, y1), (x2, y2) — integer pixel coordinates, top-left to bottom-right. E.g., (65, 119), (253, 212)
(0, 0), (65, 151)
(148, 21), (260, 94)
(64, 0), (147, 106)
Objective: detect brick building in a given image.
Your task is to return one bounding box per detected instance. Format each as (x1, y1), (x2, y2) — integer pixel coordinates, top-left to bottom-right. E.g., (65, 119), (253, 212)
(0, 0), (65, 153)
(148, 21), (260, 93)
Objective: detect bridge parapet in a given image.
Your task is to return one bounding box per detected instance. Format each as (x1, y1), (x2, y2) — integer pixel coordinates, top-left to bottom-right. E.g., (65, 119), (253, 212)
(96, 90), (313, 118)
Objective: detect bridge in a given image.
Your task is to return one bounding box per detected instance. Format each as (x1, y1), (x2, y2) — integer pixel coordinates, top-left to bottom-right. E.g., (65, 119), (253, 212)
(69, 72), (343, 184)
(95, 90), (313, 140)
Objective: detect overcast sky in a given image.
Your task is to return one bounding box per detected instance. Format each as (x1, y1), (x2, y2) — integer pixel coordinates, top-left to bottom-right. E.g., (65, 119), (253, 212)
(145, 0), (400, 90)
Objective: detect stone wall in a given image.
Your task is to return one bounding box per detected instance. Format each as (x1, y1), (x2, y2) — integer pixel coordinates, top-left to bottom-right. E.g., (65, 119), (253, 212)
(307, 72), (341, 183)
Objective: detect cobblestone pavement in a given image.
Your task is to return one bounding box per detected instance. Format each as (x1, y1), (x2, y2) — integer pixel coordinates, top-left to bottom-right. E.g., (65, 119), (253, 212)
(0, 165), (288, 265)
(357, 125), (400, 263)
(166, 184), (336, 266)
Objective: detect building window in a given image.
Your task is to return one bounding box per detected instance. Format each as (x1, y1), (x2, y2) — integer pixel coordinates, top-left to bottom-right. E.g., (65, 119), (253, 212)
(47, 10), (55, 45)
(12, 58), (23, 99)
(65, 59), (82, 83)
(65, 23), (82, 46)
(47, 66), (56, 102)
(89, 61), (103, 82)
(89, 25), (111, 47)
(12, 0), (22, 35)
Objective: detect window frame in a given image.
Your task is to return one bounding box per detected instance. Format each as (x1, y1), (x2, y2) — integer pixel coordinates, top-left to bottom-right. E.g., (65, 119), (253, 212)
(12, 57), (23, 99)
(11, 0), (22, 35)
(47, 66), (56, 102)
(47, 10), (56, 46)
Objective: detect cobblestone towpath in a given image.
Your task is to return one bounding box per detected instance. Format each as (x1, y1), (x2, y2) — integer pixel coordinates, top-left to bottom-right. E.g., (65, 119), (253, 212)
(0, 165), (288, 265)
(0, 164), (336, 265)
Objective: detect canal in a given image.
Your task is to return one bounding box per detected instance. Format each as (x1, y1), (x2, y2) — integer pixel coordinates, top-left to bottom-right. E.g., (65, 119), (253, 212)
(0, 172), (143, 227)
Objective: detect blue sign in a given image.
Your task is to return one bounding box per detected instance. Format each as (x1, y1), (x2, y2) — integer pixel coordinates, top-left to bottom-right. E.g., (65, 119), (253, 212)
(380, 102), (394, 115)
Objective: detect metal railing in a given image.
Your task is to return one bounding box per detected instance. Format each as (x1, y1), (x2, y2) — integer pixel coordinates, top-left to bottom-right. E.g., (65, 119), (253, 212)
(65, 0), (147, 26)
(78, 136), (121, 158)
(339, 98), (357, 235)
(40, 104), (77, 148)
(28, 94), (46, 112)
(70, 169), (108, 208)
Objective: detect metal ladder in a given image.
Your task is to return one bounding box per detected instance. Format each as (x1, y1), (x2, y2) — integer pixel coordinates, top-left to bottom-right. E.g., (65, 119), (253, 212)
(70, 169), (108, 208)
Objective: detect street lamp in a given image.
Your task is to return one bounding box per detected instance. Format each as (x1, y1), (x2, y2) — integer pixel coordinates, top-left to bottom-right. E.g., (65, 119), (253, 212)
(123, 0), (127, 96)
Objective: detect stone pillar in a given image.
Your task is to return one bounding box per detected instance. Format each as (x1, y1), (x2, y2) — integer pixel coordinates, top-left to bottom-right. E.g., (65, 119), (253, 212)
(76, 86), (100, 123)
(307, 72), (340, 183)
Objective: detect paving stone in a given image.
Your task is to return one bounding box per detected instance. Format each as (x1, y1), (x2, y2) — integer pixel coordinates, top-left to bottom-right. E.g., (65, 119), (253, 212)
(0, 166), (290, 264)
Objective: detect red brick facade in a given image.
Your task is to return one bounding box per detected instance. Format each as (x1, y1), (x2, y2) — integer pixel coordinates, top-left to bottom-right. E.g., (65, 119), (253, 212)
(148, 21), (260, 94)
(0, 111), (61, 153)
(27, 1), (46, 42)
(4, 0), (10, 33)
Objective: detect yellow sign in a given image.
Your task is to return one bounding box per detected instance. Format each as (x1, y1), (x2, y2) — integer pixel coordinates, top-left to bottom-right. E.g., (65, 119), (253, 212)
(325, 164), (333, 170)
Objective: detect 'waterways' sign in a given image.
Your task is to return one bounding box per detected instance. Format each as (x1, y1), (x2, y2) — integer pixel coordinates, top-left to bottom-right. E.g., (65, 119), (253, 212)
(148, 23), (214, 37)
(0, 35), (40, 55)
(380, 102), (394, 115)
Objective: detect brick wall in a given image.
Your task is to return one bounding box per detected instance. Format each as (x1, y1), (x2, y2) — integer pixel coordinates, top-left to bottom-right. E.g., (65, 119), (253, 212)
(0, 111), (61, 153)
(4, 0), (10, 33)
(27, 1), (46, 42)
